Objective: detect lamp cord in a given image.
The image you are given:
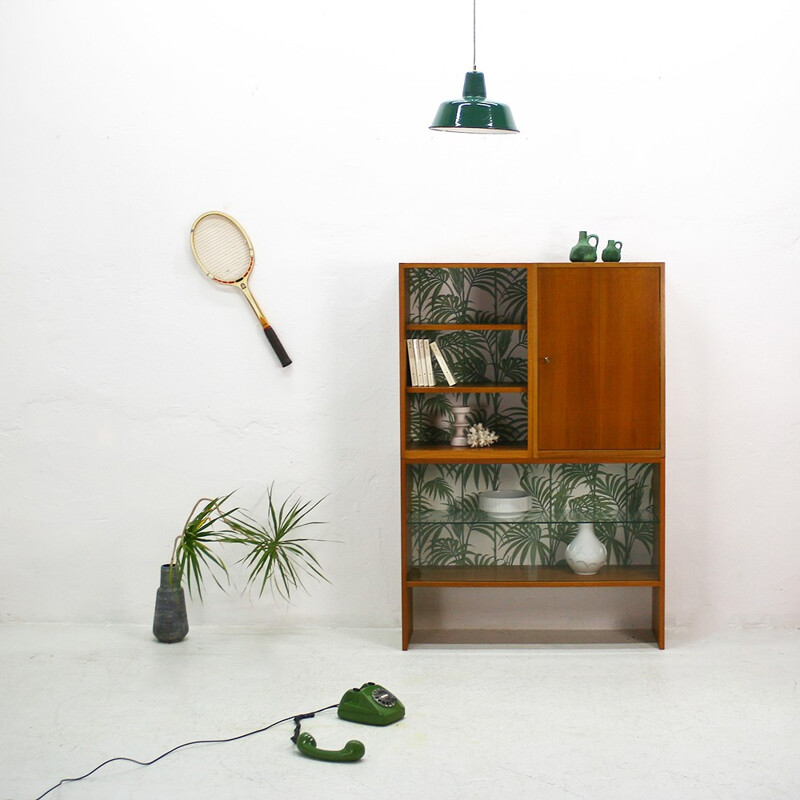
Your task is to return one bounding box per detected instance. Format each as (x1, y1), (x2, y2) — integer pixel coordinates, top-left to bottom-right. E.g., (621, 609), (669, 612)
(472, 0), (477, 70)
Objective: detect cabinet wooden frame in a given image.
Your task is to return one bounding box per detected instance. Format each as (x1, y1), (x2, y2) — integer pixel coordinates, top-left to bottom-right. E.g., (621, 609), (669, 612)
(399, 262), (665, 649)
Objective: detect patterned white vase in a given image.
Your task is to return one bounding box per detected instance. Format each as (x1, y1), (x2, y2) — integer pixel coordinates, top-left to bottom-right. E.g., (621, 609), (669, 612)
(565, 523), (607, 575)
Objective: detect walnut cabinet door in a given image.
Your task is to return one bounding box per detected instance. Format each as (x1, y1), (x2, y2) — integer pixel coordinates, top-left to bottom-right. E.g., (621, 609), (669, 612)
(536, 265), (663, 454)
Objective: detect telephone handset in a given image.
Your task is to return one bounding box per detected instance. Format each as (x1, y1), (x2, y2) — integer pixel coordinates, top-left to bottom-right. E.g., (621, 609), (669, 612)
(292, 683), (404, 763)
(294, 731), (366, 763)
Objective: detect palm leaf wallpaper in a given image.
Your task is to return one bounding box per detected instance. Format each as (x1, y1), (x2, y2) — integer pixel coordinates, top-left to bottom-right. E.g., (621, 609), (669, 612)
(405, 328), (527, 445)
(405, 267), (528, 445)
(406, 267), (527, 324)
(407, 463), (658, 568)
(408, 388), (528, 445)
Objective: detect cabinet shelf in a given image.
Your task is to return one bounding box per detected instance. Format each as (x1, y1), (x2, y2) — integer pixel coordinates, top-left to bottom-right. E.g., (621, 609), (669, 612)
(406, 323), (526, 331)
(403, 443), (530, 462)
(408, 510), (657, 525)
(406, 384), (527, 394)
(406, 565), (661, 587)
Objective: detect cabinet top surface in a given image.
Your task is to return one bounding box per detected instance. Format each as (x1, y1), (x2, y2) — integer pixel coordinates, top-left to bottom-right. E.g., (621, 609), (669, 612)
(399, 262), (664, 268)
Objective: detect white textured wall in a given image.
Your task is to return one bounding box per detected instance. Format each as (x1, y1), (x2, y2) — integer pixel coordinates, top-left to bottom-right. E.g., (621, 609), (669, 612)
(1, 0), (799, 633)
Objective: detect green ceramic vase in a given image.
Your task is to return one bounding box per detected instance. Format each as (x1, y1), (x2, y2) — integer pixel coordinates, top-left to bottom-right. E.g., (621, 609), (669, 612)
(602, 240), (623, 262)
(569, 231), (599, 262)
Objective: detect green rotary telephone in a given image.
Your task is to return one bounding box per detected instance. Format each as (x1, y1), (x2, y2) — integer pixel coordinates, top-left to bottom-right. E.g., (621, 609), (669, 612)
(292, 683), (405, 763)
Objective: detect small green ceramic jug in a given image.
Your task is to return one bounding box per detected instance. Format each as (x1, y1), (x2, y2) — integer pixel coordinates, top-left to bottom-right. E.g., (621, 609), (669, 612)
(602, 240), (623, 262)
(569, 231), (599, 262)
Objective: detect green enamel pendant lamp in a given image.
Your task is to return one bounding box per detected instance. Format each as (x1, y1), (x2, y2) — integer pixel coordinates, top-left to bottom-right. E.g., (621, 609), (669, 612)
(430, 0), (519, 134)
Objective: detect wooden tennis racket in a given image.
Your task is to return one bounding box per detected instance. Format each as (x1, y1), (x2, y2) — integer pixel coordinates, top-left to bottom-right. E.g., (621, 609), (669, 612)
(190, 211), (292, 368)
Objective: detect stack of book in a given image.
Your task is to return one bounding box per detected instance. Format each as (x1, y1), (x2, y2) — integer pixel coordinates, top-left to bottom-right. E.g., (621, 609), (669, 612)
(406, 339), (457, 387)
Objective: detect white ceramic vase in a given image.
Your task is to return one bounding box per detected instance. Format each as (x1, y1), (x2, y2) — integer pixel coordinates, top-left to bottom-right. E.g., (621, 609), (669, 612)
(565, 523), (607, 575)
(450, 406), (471, 447)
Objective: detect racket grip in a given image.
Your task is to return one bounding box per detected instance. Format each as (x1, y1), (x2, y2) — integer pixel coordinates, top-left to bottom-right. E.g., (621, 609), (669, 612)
(265, 326), (292, 367)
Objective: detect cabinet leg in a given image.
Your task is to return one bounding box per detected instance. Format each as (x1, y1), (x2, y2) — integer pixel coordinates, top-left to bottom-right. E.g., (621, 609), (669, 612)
(402, 586), (413, 650)
(652, 587), (665, 649)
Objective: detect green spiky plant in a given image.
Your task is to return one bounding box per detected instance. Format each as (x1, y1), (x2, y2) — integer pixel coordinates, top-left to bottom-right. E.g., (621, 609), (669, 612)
(169, 493), (237, 600)
(227, 485), (328, 601)
(167, 486), (328, 603)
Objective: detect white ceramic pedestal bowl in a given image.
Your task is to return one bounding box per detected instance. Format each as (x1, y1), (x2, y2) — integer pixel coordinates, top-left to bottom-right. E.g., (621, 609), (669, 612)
(478, 490), (531, 519)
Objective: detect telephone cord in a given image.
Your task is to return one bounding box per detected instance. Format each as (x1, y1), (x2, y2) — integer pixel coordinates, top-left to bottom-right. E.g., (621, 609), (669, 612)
(32, 703), (339, 800)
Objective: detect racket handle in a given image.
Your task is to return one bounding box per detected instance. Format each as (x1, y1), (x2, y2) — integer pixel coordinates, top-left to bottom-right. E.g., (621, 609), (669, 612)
(265, 326), (292, 367)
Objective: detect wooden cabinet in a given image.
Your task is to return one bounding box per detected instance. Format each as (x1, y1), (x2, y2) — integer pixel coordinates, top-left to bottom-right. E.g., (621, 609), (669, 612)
(399, 263), (665, 649)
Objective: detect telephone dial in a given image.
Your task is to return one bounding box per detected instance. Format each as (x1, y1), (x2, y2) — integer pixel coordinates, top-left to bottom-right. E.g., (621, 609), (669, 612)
(291, 682), (405, 763)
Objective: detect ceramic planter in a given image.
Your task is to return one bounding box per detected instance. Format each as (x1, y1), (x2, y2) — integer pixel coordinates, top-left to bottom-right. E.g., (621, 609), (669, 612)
(153, 564), (189, 643)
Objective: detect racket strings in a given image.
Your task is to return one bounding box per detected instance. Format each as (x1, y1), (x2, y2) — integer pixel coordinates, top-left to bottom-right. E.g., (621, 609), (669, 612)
(192, 215), (252, 283)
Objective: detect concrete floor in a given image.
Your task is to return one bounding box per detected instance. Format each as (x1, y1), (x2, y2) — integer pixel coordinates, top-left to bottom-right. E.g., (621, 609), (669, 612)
(2, 624), (799, 800)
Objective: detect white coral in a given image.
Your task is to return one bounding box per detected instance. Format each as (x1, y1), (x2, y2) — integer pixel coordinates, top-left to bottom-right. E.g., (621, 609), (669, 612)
(466, 423), (499, 448)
